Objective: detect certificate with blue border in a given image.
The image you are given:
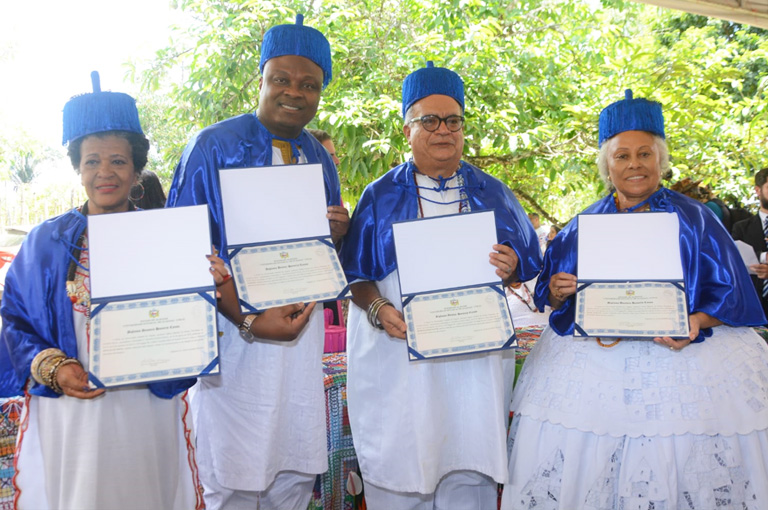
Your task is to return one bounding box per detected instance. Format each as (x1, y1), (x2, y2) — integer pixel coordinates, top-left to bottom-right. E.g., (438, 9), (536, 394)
(229, 239), (347, 311)
(219, 164), (349, 313)
(87, 206), (219, 388)
(392, 210), (516, 361)
(90, 292), (218, 387)
(574, 212), (690, 338)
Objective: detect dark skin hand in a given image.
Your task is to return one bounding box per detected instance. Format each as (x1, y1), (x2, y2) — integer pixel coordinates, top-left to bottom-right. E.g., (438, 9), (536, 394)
(548, 271), (721, 351)
(327, 205), (350, 244)
(56, 363), (105, 399)
(208, 247), (316, 340)
(215, 269), (315, 341)
(208, 252), (229, 298)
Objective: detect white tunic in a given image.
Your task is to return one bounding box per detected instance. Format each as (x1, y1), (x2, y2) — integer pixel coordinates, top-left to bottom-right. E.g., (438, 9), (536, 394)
(190, 310), (327, 491)
(347, 173), (514, 493)
(189, 147), (328, 491)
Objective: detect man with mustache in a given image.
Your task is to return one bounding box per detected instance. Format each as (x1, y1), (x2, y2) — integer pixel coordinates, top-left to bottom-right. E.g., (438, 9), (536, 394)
(166, 15), (348, 510)
(732, 166), (768, 324)
(339, 62), (541, 509)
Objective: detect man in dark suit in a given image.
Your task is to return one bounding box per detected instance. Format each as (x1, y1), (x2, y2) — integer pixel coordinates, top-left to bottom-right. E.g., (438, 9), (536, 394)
(732, 166), (768, 323)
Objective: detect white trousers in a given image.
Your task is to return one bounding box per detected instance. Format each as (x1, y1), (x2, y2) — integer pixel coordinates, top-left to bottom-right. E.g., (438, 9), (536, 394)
(363, 470), (498, 510)
(201, 470), (315, 510)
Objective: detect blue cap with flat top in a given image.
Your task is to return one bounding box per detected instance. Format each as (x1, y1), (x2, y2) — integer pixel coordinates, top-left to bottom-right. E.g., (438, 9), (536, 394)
(401, 61), (465, 118)
(598, 89), (665, 147)
(62, 71), (143, 146)
(259, 14), (332, 89)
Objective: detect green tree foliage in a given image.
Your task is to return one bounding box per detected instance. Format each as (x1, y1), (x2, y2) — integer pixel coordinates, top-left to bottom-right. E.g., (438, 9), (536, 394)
(9, 152), (40, 186)
(135, 0), (768, 225)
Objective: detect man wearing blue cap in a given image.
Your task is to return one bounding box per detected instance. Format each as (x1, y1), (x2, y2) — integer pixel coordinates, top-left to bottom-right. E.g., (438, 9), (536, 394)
(339, 62), (541, 508)
(166, 15), (348, 510)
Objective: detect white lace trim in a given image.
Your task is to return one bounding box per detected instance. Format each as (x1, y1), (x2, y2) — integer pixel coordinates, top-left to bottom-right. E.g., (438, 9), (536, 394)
(505, 416), (767, 510)
(511, 326), (768, 437)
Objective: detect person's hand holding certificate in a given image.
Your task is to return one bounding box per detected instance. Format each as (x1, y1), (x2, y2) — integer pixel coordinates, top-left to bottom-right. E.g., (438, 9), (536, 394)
(219, 164), (348, 313)
(87, 205), (219, 388)
(574, 212), (689, 338)
(392, 210), (516, 361)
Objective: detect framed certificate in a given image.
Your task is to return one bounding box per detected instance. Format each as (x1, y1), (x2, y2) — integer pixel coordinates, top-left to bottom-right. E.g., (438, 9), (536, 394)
(392, 210), (516, 361)
(87, 205), (219, 388)
(219, 164), (349, 313)
(574, 212), (689, 338)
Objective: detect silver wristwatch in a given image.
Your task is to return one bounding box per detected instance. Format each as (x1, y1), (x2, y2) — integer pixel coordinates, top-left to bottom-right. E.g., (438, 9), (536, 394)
(239, 314), (258, 341)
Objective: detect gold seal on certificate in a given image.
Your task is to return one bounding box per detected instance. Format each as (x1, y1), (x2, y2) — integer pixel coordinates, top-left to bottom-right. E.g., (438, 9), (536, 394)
(87, 205), (220, 388)
(392, 210), (516, 361)
(574, 212), (690, 338)
(219, 164), (349, 312)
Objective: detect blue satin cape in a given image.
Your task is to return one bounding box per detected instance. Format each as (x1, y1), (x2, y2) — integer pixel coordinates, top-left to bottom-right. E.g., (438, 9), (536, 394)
(340, 160), (542, 283)
(535, 187), (766, 337)
(0, 209), (196, 398)
(166, 113), (341, 262)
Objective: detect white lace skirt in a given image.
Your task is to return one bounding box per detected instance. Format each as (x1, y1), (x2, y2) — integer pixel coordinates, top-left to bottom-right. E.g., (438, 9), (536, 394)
(502, 326), (768, 509)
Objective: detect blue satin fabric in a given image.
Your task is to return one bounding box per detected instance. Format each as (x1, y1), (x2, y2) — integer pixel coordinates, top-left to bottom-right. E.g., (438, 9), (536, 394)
(166, 113), (341, 262)
(340, 160), (542, 283)
(535, 187), (767, 338)
(0, 210), (195, 398)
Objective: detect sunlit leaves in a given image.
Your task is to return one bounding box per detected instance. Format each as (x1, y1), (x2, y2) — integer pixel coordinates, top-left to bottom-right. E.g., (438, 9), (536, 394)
(134, 0), (768, 222)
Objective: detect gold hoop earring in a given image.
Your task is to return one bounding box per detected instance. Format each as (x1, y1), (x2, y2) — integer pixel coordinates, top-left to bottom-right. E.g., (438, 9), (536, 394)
(130, 182), (145, 202)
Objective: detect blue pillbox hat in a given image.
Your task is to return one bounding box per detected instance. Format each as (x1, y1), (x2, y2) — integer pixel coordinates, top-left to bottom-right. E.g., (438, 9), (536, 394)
(62, 71), (143, 146)
(402, 61), (464, 118)
(259, 14), (332, 89)
(598, 89), (665, 147)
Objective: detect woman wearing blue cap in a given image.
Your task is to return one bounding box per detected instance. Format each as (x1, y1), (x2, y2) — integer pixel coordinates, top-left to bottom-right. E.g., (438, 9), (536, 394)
(0, 73), (225, 509)
(501, 90), (768, 509)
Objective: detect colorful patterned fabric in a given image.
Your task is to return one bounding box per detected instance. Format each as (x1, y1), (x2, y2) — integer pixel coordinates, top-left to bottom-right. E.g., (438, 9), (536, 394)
(513, 326), (543, 361)
(0, 398), (20, 509)
(309, 352), (362, 510)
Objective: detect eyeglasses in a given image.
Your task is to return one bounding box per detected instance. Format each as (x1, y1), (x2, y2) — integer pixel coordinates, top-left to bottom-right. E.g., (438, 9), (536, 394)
(408, 114), (465, 132)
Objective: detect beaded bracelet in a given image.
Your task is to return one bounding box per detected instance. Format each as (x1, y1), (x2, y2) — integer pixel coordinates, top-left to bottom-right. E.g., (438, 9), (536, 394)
(42, 356), (66, 392)
(367, 297), (393, 330)
(49, 358), (82, 394)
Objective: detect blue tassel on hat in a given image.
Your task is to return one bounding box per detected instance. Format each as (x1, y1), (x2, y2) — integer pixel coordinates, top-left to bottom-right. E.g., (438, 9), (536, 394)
(401, 61), (464, 118)
(259, 14), (332, 89)
(62, 71), (143, 146)
(598, 89), (665, 147)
